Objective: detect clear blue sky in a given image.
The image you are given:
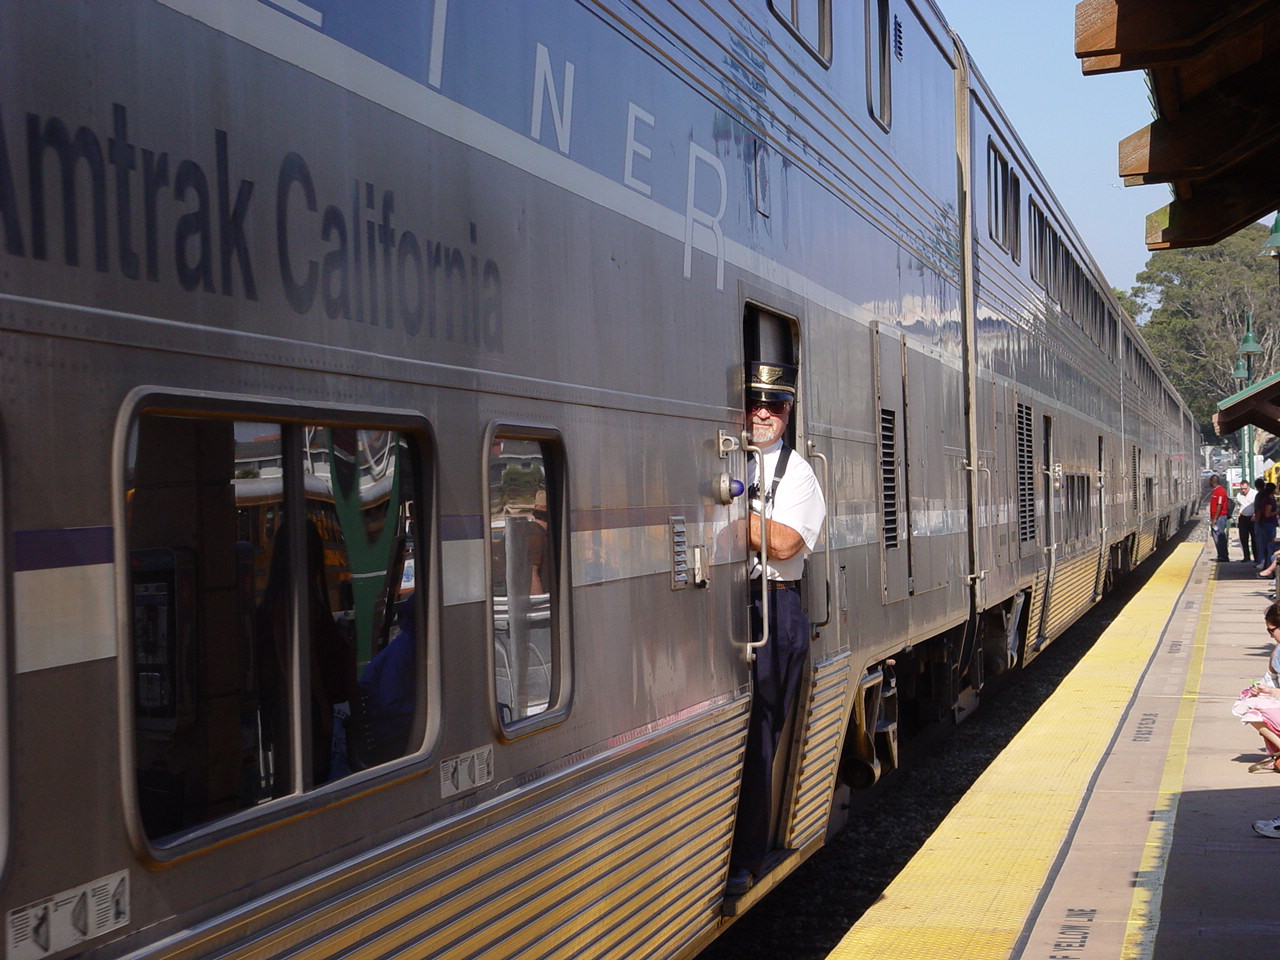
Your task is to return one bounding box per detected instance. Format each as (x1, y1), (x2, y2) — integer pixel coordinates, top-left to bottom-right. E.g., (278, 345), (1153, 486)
(938, 0), (1158, 295)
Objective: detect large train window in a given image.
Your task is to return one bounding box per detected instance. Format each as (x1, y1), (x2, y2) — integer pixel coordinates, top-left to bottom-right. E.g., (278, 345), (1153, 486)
(770, 0), (832, 64)
(125, 405), (429, 843)
(486, 427), (570, 735)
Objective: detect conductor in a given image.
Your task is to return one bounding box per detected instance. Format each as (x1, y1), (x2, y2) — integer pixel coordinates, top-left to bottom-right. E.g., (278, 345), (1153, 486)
(727, 361), (826, 896)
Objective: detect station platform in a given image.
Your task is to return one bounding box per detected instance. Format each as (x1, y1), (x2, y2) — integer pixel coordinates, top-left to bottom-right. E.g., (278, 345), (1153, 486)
(826, 533), (1280, 960)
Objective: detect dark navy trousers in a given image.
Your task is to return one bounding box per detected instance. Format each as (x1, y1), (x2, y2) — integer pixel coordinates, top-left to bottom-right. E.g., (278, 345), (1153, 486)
(730, 584), (810, 876)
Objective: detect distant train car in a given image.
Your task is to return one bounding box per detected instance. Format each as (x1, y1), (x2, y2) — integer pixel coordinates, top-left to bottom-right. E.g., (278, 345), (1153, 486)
(0, 2), (1195, 960)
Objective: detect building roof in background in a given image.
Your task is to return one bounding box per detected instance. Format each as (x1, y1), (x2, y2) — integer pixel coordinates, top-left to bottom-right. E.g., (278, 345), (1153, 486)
(1215, 368), (1280, 436)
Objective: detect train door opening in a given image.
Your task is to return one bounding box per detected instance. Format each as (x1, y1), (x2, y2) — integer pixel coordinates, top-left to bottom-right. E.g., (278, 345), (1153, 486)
(1094, 435), (1107, 600)
(730, 302), (818, 892)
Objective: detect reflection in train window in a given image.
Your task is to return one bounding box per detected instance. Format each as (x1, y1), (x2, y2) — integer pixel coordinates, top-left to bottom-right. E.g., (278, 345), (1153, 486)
(126, 412), (425, 842)
(488, 432), (566, 729)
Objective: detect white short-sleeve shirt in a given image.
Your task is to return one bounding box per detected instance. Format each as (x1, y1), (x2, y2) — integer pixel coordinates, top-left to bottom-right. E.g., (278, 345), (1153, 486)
(749, 439), (826, 581)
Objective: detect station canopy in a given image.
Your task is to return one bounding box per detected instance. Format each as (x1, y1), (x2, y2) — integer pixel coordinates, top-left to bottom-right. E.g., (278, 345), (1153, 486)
(1074, 0), (1280, 251)
(1215, 369), (1280, 437)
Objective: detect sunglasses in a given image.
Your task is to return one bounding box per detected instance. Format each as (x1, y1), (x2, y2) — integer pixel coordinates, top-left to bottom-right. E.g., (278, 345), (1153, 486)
(749, 399), (792, 416)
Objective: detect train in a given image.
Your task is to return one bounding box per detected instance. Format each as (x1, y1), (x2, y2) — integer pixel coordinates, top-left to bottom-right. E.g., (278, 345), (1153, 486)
(0, 1), (1197, 959)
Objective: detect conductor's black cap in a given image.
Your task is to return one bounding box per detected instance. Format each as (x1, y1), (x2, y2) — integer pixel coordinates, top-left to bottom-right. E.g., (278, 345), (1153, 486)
(746, 361), (797, 402)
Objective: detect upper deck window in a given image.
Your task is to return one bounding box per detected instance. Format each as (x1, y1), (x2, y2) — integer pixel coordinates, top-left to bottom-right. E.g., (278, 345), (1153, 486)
(987, 140), (1021, 262)
(126, 404), (429, 844)
(866, 0), (893, 130)
(770, 0), (832, 65)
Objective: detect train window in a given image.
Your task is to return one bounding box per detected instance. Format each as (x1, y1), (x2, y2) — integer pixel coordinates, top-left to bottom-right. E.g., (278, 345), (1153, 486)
(770, 0), (832, 64)
(986, 141), (1021, 262)
(127, 410), (427, 843)
(487, 428), (569, 732)
(1063, 474), (1089, 542)
(866, 0), (893, 130)
(1029, 199), (1062, 300)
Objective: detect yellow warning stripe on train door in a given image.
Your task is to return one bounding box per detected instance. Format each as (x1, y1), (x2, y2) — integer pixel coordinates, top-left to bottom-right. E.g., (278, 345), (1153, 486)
(825, 542), (1201, 960)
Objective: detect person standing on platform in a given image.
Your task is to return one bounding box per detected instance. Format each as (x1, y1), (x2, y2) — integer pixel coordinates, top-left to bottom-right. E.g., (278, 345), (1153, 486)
(1257, 482), (1279, 570)
(1238, 480), (1257, 564)
(1208, 475), (1230, 561)
(1255, 478), (1269, 564)
(726, 361), (825, 897)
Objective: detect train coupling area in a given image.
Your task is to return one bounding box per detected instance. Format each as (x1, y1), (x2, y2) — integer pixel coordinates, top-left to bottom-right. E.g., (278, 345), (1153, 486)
(827, 538), (1278, 960)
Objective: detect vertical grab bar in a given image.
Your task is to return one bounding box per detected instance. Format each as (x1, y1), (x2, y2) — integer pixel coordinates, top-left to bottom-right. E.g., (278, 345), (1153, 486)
(743, 433), (768, 658)
(807, 442), (832, 628)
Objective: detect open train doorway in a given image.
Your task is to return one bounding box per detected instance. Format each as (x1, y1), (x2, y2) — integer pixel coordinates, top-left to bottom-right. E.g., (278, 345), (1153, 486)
(726, 304), (826, 899)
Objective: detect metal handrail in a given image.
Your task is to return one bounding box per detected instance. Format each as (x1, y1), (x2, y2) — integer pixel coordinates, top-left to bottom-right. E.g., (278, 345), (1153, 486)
(807, 441), (832, 629)
(743, 432), (768, 658)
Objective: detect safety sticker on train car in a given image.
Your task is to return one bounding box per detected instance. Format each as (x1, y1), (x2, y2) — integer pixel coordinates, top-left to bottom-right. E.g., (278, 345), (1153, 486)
(6, 871), (129, 960)
(440, 745), (495, 798)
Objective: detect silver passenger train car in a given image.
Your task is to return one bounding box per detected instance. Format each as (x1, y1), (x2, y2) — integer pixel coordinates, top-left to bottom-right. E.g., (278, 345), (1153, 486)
(0, 1), (1196, 959)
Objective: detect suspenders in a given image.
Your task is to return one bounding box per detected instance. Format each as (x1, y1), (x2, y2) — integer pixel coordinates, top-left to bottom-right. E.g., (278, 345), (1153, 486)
(751, 444), (791, 507)
(768, 444), (791, 506)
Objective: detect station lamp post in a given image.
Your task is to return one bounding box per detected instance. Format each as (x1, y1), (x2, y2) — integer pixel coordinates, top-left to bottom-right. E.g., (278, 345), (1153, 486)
(1254, 212), (1280, 485)
(1233, 313), (1264, 485)
(1261, 211), (1280, 275)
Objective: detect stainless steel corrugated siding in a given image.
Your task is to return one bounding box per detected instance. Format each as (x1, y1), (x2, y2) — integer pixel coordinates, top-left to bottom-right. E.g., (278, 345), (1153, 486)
(1043, 548), (1101, 640)
(130, 703), (748, 960)
(785, 654), (851, 850)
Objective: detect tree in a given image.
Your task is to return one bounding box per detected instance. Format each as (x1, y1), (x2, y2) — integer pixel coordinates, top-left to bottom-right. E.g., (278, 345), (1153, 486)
(1131, 221), (1280, 436)
(1112, 286), (1142, 320)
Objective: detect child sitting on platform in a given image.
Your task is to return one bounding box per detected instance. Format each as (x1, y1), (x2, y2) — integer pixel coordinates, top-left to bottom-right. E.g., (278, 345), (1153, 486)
(1233, 599), (1280, 774)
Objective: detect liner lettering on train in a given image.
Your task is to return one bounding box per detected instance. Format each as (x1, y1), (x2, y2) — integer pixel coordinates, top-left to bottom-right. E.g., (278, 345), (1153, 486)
(0, 102), (504, 350)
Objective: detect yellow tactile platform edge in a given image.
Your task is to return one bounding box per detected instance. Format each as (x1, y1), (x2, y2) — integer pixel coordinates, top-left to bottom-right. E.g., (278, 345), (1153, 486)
(826, 542), (1201, 960)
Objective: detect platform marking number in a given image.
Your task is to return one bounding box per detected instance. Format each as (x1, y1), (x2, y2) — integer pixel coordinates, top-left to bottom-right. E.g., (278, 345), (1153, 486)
(6, 871), (129, 960)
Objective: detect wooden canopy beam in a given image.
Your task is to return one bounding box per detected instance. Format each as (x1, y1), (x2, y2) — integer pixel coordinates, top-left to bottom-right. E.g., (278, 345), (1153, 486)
(1119, 57), (1280, 183)
(1075, 0), (1269, 59)
(1145, 140), (1280, 249)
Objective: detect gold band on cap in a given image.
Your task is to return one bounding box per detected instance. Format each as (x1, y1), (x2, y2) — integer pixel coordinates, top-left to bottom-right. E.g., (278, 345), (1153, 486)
(747, 360), (797, 395)
(756, 364), (786, 386)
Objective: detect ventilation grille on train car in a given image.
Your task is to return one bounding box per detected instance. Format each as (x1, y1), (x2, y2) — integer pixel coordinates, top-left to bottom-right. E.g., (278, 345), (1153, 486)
(1131, 445), (1140, 512)
(881, 409), (899, 549)
(1016, 403), (1036, 542)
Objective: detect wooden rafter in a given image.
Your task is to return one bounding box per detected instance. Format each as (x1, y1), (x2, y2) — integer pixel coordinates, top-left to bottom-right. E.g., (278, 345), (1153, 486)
(1076, 0), (1280, 251)
(1119, 57), (1280, 183)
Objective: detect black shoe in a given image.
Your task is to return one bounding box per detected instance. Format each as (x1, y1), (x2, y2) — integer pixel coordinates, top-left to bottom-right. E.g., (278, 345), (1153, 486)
(725, 867), (754, 897)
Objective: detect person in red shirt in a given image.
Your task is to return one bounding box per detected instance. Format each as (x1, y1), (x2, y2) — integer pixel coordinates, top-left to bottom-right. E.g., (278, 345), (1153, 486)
(1209, 475), (1231, 561)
